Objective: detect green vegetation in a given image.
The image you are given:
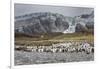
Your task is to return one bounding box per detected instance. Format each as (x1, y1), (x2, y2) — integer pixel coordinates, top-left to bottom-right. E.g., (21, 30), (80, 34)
(15, 33), (94, 46)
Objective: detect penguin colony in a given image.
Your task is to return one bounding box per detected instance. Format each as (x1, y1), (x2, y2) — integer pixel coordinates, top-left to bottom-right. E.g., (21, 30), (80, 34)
(15, 41), (94, 54)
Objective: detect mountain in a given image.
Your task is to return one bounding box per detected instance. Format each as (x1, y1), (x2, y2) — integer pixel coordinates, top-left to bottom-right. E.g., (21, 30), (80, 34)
(75, 11), (94, 33)
(15, 11), (94, 35)
(15, 12), (69, 34)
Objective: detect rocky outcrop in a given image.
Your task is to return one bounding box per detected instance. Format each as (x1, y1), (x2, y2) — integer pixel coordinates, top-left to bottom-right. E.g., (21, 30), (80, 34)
(75, 11), (94, 33)
(15, 11), (94, 34)
(15, 12), (69, 34)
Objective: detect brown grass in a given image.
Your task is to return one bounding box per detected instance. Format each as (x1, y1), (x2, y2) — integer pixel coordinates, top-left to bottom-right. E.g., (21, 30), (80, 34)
(15, 33), (94, 46)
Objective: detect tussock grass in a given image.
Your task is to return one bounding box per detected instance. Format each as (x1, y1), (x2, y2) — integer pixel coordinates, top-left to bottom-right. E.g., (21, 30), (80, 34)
(15, 33), (94, 46)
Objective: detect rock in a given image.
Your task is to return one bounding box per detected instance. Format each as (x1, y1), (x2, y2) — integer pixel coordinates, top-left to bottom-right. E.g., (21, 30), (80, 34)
(15, 12), (69, 34)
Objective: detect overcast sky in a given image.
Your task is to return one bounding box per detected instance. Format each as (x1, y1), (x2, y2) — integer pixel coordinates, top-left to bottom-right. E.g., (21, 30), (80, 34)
(15, 3), (94, 17)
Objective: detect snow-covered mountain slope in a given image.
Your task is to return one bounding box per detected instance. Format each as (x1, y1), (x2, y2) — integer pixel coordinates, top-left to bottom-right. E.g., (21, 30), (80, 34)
(15, 12), (69, 34)
(75, 11), (94, 32)
(15, 11), (94, 35)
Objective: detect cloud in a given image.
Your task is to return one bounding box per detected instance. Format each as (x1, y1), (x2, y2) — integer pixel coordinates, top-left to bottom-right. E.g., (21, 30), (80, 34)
(15, 3), (94, 17)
